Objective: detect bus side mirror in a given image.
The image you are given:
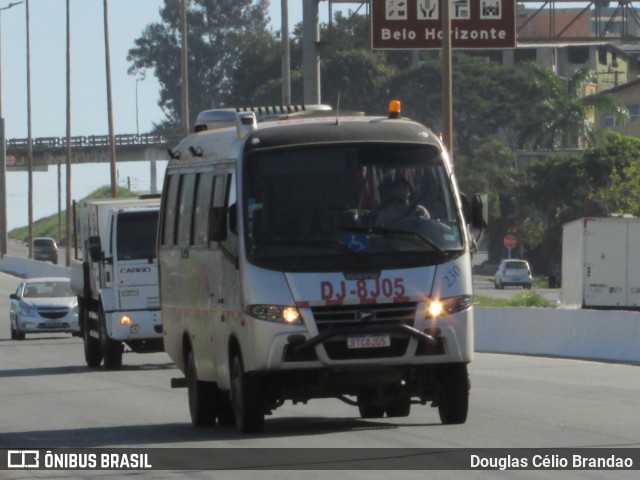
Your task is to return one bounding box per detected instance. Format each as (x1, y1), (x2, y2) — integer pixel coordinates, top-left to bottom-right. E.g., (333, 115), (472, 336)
(471, 193), (488, 230)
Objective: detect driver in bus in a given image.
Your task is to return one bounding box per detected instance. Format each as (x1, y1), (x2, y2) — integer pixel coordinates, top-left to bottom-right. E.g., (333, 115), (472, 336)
(376, 178), (430, 227)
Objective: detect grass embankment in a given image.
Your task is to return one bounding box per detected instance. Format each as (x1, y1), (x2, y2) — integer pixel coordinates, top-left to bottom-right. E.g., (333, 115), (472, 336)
(9, 186), (137, 244)
(475, 291), (556, 308)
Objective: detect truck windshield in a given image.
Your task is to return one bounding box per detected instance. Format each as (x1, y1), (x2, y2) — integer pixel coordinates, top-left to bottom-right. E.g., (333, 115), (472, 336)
(117, 211), (159, 261)
(244, 144), (465, 271)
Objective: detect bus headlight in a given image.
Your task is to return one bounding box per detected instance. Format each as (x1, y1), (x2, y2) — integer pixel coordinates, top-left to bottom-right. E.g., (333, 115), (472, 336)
(426, 295), (472, 318)
(246, 305), (302, 324)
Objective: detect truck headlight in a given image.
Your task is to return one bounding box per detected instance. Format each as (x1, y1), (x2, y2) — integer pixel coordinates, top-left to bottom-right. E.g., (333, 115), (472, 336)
(426, 295), (472, 318)
(246, 305), (302, 324)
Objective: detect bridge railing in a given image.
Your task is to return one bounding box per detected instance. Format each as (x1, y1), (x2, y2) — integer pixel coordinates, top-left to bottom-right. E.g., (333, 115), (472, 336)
(6, 133), (182, 152)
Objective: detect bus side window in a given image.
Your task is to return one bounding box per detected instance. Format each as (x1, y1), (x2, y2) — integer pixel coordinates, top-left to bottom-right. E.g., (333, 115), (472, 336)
(209, 174), (228, 243)
(193, 171), (214, 247)
(161, 174), (181, 246)
(177, 173), (196, 247)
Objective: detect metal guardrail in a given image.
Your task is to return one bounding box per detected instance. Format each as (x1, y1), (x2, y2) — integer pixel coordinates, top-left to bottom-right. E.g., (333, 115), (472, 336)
(5, 133), (182, 152)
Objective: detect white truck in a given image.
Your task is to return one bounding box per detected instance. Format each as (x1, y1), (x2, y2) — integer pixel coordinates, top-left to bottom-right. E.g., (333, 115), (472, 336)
(71, 196), (163, 369)
(561, 216), (640, 310)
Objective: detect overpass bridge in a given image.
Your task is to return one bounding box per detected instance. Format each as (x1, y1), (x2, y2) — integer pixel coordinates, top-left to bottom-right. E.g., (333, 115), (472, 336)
(4, 133), (182, 172)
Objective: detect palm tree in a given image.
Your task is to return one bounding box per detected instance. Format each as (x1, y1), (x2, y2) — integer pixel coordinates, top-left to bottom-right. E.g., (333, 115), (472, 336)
(518, 63), (628, 150)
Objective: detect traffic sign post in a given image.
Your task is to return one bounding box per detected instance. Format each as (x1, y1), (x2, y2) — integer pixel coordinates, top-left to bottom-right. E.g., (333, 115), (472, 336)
(504, 233), (517, 259)
(371, 0), (516, 50)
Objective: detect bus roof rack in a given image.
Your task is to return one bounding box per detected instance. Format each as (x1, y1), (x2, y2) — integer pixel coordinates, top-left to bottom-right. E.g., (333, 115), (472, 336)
(194, 104), (333, 133)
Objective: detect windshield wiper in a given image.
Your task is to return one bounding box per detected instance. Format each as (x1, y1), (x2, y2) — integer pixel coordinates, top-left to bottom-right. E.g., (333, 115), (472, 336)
(342, 225), (446, 254)
(265, 237), (363, 255)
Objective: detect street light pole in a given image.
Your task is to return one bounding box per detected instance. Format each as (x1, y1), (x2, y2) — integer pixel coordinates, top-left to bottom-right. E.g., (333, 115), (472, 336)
(0, 1), (23, 257)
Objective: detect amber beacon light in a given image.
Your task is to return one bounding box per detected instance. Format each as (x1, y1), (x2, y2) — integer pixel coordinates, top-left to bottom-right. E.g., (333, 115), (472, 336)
(388, 100), (401, 119)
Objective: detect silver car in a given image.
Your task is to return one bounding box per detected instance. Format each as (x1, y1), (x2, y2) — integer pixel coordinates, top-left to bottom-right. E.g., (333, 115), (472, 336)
(9, 277), (79, 340)
(494, 259), (533, 290)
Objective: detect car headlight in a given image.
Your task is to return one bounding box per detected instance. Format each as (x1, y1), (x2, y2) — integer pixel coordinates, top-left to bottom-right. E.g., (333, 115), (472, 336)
(246, 305), (302, 324)
(18, 302), (37, 317)
(425, 295), (472, 319)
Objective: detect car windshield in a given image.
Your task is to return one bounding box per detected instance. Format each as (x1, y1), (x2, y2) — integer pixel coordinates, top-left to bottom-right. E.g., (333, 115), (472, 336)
(244, 144), (464, 271)
(23, 281), (73, 298)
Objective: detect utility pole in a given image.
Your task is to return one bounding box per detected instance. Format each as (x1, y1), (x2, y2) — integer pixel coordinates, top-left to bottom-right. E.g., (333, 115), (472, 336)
(103, 0), (117, 197)
(281, 0), (291, 105)
(442, 0), (453, 157)
(0, 1), (24, 257)
(65, 0), (72, 265)
(302, 0), (320, 104)
(180, 0), (189, 137)
(26, 0), (33, 258)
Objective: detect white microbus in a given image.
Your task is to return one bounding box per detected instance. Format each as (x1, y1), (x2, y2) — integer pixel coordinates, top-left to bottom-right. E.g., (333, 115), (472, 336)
(159, 102), (486, 433)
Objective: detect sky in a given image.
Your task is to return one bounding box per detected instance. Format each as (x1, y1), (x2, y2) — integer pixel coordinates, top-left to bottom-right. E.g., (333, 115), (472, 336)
(0, 1), (575, 232)
(0, 0), (357, 231)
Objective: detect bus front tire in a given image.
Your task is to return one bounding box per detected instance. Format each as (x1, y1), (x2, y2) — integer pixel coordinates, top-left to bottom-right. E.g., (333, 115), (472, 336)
(230, 354), (265, 433)
(437, 363), (469, 425)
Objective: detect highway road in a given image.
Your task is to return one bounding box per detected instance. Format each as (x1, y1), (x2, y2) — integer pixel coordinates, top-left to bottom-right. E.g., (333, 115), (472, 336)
(0, 271), (637, 479)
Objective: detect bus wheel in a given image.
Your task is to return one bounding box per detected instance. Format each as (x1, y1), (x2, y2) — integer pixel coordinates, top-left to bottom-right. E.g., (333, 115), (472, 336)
(357, 395), (385, 419)
(230, 354), (265, 433)
(437, 363), (469, 425)
(83, 314), (102, 367)
(215, 391), (236, 426)
(186, 350), (217, 427)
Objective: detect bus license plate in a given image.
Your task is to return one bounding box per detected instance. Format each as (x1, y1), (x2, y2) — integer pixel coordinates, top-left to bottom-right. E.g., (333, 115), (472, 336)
(347, 335), (391, 349)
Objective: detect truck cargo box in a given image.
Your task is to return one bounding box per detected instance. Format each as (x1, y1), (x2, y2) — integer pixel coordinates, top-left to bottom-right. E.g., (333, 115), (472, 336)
(561, 217), (640, 309)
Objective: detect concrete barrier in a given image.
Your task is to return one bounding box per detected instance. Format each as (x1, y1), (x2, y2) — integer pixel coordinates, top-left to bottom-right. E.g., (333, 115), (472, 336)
(475, 307), (640, 364)
(0, 255), (70, 279)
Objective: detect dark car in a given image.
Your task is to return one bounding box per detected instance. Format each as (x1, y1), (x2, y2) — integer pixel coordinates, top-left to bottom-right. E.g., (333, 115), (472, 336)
(33, 237), (58, 263)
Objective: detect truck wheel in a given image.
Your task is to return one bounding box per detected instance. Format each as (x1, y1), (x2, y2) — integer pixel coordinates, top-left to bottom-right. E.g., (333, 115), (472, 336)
(385, 398), (411, 418)
(186, 350), (217, 427)
(437, 363), (469, 425)
(230, 354), (265, 433)
(357, 395), (385, 419)
(99, 310), (122, 370)
(83, 320), (102, 367)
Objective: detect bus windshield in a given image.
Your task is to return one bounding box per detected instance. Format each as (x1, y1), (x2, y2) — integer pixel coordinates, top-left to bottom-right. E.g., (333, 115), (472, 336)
(244, 144), (465, 271)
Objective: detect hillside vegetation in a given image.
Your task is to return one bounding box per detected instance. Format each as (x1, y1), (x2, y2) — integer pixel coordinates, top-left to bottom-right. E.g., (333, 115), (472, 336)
(9, 186), (138, 245)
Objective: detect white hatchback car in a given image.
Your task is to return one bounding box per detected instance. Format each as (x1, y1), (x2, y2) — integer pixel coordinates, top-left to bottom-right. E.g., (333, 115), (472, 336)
(494, 259), (533, 290)
(9, 277), (79, 340)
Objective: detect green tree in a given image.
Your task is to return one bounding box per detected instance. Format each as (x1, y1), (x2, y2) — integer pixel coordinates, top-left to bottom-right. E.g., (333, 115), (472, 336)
(518, 63), (628, 149)
(515, 132), (640, 272)
(127, 0), (270, 133)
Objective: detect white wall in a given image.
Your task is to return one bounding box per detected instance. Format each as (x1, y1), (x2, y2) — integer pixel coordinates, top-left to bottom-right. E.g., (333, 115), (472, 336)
(475, 307), (640, 364)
